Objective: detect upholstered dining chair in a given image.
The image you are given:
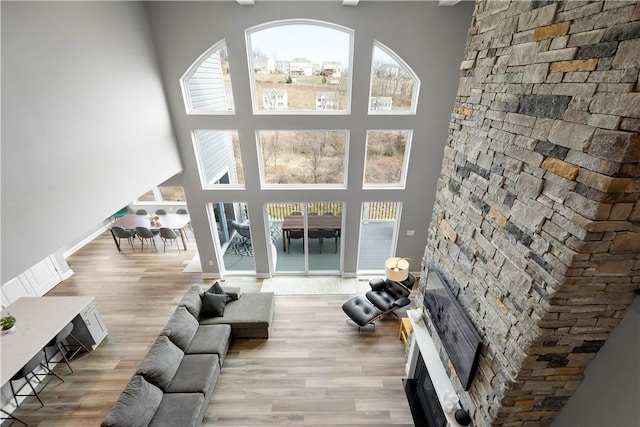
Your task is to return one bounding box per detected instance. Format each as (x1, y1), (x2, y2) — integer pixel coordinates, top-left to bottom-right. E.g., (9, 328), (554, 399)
(155, 209), (167, 215)
(111, 226), (136, 252)
(9, 350), (64, 407)
(135, 226), (159, 252)
(231, 221), (252, 246)
(176, 208), (192, 236)
(159, 227), (181, 253)
(287, 229), (304, 253)
(135, 209), (148, 215)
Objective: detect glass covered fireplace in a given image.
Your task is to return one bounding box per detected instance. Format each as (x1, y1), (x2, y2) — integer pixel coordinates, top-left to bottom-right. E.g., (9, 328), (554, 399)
(403, 351), (447, 427)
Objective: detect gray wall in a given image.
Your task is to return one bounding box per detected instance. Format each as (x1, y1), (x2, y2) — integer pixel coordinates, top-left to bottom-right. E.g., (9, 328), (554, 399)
(552, 296), (640, 427)
(145, 0), (474, 276)
(1, 1), (182, 283)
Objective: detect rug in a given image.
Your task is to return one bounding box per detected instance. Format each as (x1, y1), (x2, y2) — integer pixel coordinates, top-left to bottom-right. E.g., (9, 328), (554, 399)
(226, 235), (253, 257)
(261, 276), (357, 295)
(183, 253), (202, 273)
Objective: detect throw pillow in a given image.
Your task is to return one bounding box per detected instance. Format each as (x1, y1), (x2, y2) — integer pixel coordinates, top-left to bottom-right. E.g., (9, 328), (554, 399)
(101, 375), (162, 427)
(223, 286), (242, 301)
(161, 306), (199, 351)
(200, 292), (228, 317)
(136, 336), (183, 391)
(206, 281), (225, 295)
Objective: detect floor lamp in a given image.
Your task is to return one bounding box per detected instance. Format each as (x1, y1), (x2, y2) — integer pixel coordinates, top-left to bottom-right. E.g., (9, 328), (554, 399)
(385, 257), (410, 282)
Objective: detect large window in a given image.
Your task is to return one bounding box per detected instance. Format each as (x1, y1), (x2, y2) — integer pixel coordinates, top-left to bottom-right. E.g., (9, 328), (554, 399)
(181, 21), (421, 276)
(181, 40), (234, 114)
(364, 130), (412, 188)
(193, 130), (245, 188)
(369, 41), (420, 114)
(136, 186), (187, 204)
(246, 20), (353, 114)
(257, 130), (348, 187)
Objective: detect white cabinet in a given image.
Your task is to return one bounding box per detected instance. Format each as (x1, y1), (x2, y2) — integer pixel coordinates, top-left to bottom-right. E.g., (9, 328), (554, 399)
(1, 257), (63, 306)
(71, 302), (108, 350)
(80, 303), (107, 348)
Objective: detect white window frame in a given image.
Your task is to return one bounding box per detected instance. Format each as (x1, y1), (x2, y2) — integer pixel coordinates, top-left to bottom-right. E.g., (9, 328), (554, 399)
(368, 40), (421, 116)
(256, 129), (350, 189)
(363, 129), (413, 189)
(180, 39), (235, 115)
(245, 19), (354, 116)
(191, 130), (245, 190)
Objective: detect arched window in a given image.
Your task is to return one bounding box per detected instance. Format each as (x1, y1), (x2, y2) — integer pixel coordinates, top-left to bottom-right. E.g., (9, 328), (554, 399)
(369, 41), (420, 114)
(246, 20), (354, 114)
(181, 40), (234, 114)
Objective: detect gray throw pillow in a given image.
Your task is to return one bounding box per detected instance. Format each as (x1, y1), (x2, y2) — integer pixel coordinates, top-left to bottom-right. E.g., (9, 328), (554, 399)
(201, 292), (227, 317)
(161, 306), (199, 351)
(101, 375), (162, 427)
(180, 285), (203, 319)
(206, 282), (225, 295)
(136, 336), (184, 390)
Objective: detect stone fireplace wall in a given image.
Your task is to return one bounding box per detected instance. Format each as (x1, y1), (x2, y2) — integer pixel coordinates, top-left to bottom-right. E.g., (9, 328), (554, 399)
(420, 1), (639, 426)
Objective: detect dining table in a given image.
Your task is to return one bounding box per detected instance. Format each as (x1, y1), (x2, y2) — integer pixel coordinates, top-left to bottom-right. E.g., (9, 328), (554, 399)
(110, 213), (191, 251)
(280, 214), (342, 252)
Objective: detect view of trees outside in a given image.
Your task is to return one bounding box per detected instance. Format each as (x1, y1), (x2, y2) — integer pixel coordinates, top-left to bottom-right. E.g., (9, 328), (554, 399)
(370, 44), (416, 111)
(159, 186), (186, 202)
(259, 130), (346, 185)
(364, 130), (411, 185)
(137, 186), (186, 203)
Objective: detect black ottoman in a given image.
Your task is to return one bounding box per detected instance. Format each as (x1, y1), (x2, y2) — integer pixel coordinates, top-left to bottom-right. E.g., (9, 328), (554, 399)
(342, 296), (382, 331)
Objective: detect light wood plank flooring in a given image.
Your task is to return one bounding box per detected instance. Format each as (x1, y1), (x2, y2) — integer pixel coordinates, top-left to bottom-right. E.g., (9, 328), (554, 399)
(5, 230), (414, 426)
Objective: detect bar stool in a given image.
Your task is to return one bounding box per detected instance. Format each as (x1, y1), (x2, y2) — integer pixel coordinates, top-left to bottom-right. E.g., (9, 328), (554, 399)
(9, 349), (64, 407)
(44, 322), (90, 373)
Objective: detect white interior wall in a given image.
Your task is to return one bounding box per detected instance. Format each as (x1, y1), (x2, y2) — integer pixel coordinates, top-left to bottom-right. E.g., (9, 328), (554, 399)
(145, 0), (474, 277)
(1, 1), (183, 283)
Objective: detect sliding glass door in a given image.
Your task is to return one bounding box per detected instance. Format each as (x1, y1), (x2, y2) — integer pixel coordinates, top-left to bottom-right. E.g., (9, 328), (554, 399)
(266, 202), (342, 274)
(357, 202), (401, 273)
(209, 202), (255, 274)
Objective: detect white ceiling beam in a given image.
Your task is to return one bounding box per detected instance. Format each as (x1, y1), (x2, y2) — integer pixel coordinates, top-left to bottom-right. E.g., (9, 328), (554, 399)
(439, 0), (461, 6)
(343, 0), (360, 6)
(236, 0), (255, 5)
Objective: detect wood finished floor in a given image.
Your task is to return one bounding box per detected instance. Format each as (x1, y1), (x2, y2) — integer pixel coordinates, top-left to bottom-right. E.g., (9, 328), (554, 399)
(5, 231), (414, 426)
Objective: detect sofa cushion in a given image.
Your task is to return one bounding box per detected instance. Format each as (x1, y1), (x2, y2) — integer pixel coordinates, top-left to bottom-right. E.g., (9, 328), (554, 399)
(187, 324), (232, 366)
(180, 285), (203, 319)
(148, 393), (205, 427)
(161, 306), (199, 351)
(199, 292), (275, 338)
(201, 292), (227, 317)
(136, 336), (184, 390)
(222, 286), (242, 301)
(166, 354), (220, 394)
(101, 375), (163, 427)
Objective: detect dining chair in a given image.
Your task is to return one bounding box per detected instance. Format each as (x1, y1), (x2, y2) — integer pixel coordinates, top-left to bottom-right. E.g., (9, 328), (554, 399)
(9, 350), (64, 407)
(135, 226), (159, 252)
(135, 209), (148, 215)
(155, 209), (167, 215)
(159, 227), (181, 253)
(176, 208), (192, 236)
(287, 229), (305, 253)
(111, 226), (136, 252)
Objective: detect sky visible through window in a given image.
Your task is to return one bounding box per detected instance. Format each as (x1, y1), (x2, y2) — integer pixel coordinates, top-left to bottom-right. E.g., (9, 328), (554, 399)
(250, 24), (350, 66)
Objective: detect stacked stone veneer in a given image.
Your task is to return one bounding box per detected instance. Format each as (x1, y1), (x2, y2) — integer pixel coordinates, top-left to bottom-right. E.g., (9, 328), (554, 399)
(420, 1), (640, 426)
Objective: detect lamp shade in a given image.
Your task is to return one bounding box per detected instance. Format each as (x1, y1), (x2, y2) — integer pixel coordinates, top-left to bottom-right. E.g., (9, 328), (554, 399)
(385, 257), (410, 282)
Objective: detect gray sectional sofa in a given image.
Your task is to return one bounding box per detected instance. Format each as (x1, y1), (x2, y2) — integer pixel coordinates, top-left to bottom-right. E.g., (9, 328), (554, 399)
(101, 284), (275, 427)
